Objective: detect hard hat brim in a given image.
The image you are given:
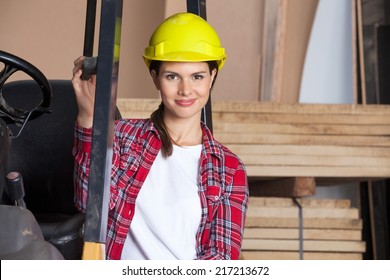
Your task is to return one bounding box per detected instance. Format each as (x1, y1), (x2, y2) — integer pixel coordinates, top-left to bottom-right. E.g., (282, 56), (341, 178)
(143, 52), (226, 70)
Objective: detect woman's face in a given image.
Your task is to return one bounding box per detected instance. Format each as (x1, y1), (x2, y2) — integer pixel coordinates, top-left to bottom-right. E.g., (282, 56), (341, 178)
(152, 61), (217, 123)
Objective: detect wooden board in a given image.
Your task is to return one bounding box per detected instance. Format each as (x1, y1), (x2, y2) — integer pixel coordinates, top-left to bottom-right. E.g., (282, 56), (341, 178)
(244, 228), (362, 241)
(247, 207), (359, 219)
(240, 251), (363, 260)
(117, 98), (390, 114)
(242, 239), (366, 252)
(248, 197), (352, 208)
(244, 228), (362, 240)
(245, 217), (363, 230)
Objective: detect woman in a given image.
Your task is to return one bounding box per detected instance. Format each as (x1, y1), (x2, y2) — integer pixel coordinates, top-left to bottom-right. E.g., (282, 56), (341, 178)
(72, 12), (248, 260)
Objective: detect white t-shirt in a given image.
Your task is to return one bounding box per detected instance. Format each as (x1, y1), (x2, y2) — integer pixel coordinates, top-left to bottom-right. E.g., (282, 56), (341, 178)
(121, 144), (202, 260)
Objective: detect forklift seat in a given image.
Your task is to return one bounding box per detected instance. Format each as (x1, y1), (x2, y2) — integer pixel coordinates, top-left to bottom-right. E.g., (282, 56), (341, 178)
(3, 80), (84, 259)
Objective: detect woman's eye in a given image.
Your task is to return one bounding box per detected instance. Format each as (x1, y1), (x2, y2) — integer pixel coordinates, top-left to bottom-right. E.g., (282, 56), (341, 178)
(165, 74), (177, 80)
(193, 74), (204, 80)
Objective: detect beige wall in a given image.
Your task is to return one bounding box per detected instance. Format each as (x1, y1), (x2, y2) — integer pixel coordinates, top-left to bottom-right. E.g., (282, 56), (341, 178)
(0, 0), (85, 80)
(0, 0), (317, 102)
(0, 0), (164, 99)
(281, 0), (319, 103)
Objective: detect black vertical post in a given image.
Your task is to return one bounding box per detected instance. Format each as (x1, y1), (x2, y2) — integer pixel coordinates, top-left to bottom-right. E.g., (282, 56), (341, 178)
(83, 0), (97, 57)
(187, 0), (207, 18)
(82, 0), (123, 259)
(186, 0), (213, 133)
(293, 198), (304, 260)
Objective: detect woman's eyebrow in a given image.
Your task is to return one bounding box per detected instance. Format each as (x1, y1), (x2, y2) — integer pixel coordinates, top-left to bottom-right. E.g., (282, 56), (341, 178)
(161, 70), (179, 75)
(192, 71), (207, 75)
(162, 70), (208, 75)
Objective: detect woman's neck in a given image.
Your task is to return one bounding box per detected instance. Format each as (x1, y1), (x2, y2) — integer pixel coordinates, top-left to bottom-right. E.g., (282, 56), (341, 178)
(164, 116), (203, 146)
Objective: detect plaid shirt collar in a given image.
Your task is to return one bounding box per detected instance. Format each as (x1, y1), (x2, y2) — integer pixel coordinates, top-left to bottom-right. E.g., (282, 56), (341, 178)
(139, 119), (224, 160)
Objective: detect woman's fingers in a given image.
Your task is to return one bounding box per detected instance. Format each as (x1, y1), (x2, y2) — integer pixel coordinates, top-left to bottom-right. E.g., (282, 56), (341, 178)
(74, 56), (85, 67)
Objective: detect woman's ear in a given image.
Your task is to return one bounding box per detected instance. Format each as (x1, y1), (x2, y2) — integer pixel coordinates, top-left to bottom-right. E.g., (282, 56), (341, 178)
(151, 70), (160, 90)
(210, 68), (217, 89)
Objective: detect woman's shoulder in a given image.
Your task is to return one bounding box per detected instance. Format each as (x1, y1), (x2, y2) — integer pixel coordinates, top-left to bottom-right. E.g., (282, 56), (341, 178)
(221, 143), (245, 167)
(114, 118), (157, 140)
(202, 123), (244, 167)
(115, 118), (152, 131)
(207, 136), (245, 170)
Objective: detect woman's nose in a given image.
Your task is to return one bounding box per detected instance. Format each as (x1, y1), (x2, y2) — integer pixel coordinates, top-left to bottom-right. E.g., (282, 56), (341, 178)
(178, 79), (191, 96)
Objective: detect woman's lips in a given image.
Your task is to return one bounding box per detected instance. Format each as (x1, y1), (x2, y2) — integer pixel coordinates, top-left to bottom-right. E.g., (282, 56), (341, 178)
(175, 99), (196, 107)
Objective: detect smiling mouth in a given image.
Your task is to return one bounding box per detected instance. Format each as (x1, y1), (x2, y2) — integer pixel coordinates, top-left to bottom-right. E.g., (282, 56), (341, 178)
(175, 99), (196, 107)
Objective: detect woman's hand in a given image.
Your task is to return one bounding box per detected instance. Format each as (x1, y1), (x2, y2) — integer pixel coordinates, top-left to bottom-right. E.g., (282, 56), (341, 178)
(71, 56), (96, 128)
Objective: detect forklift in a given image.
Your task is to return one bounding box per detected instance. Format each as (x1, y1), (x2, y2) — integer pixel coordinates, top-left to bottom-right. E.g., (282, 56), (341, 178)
(0, 0), (214, 260)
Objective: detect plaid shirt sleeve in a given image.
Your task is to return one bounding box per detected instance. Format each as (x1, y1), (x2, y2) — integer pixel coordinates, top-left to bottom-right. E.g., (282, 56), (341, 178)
(197, 154), (249, 260)
(72, 123), (93, 212)
(196, 125), (249, 260)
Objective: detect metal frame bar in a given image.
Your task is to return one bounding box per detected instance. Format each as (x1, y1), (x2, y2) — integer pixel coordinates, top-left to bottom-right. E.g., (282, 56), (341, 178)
(83, 0), (97, 57)
(293, 198), (304, 260)
(186, 0), (213, 133)
(83, 0), (123, 248)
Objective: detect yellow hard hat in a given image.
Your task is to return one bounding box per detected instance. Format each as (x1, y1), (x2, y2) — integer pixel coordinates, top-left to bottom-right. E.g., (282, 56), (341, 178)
(143, 12), (227, 70)
(114, 17), (121, 63)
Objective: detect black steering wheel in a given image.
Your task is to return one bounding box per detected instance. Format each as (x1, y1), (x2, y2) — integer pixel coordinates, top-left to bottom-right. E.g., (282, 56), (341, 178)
(0, 50), (52, 129)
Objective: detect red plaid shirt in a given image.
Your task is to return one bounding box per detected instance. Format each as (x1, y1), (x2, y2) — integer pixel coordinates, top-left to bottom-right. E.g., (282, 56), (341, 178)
(73, 119), (248, 260)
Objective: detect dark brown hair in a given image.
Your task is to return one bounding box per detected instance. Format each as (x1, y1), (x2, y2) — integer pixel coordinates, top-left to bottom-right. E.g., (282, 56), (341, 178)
(149, 60), (218, 157)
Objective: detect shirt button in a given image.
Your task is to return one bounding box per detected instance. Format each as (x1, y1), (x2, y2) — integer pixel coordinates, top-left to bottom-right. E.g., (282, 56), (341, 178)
(215, 196), (219, 200)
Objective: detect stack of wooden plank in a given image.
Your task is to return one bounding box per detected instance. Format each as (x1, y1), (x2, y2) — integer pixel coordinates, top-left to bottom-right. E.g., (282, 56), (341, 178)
(117, 98), (390, 183)
(212, 101), (390, 182)
(241, 197), (365, 260)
